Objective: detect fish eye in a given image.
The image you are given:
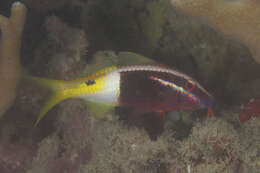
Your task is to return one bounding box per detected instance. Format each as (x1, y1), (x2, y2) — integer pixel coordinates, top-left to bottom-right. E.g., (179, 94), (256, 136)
(85, 80), (96, 86)
(185, 80), (195, 91)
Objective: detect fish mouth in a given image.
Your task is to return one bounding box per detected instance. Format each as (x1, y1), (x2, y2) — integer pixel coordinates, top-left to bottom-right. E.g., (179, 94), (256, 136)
(195, 82), (214, 108)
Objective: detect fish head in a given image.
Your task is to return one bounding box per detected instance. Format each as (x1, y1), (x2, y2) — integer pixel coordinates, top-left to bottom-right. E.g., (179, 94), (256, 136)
(174, 74), (214, 110)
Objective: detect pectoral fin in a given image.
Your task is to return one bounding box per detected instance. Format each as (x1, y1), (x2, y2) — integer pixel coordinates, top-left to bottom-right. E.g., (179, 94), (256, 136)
(83, 99), (114, 118)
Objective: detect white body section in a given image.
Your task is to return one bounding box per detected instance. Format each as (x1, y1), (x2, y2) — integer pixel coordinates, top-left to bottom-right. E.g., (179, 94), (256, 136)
(82, 71), (120, 105)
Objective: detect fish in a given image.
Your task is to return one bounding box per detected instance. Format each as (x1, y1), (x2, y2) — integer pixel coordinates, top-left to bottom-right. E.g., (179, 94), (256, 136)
(24, 64), (214, 126)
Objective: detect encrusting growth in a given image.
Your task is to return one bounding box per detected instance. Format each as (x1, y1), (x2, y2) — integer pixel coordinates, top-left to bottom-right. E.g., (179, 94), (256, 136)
(171, 0), (260, 64)
(0, 2), (27, 116)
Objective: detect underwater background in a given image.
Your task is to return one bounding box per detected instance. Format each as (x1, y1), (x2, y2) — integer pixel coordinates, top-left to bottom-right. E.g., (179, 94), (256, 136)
(0, 0), (259, 172)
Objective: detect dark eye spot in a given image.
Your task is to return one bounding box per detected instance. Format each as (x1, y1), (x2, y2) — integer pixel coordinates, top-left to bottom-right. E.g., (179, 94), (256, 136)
(85, 80), (96, 86)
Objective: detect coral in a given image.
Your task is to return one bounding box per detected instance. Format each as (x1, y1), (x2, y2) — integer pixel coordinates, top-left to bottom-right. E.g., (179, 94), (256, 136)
(239, 117), (260, 172)
(0, 1), (258, 173)
(80, 117), (174, 173)
(27, 99), (92, 173)
(239, 98), (260, 122)
(0, 142), (34, 173)
(31, 15), (88, 80)
(57, 100), (91, 149)
(81, 0), (158, 55)
(178, 118), (243, 173)
(22, 0), (70, 13)
(141, 0), (168, 48)
(171, 0), (260, 64)
(0, 2), (26, 117)
(26, 134), (60, 173)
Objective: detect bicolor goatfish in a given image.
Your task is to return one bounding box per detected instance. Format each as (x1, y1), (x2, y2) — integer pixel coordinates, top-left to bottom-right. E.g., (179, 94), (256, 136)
(25, 65), (214, 126)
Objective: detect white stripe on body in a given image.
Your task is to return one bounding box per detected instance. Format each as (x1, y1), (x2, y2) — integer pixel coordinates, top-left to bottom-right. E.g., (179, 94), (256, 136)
(116, 65), (211, 97)
(149, 76), (201, 105)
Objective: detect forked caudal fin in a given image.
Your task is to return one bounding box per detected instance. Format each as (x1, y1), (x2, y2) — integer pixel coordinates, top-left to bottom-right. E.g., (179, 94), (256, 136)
(34, 92), (69, 126)
(22, 74), (63, 91)
(23, 74), (115, 125)
(22, 75), (69, 126)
